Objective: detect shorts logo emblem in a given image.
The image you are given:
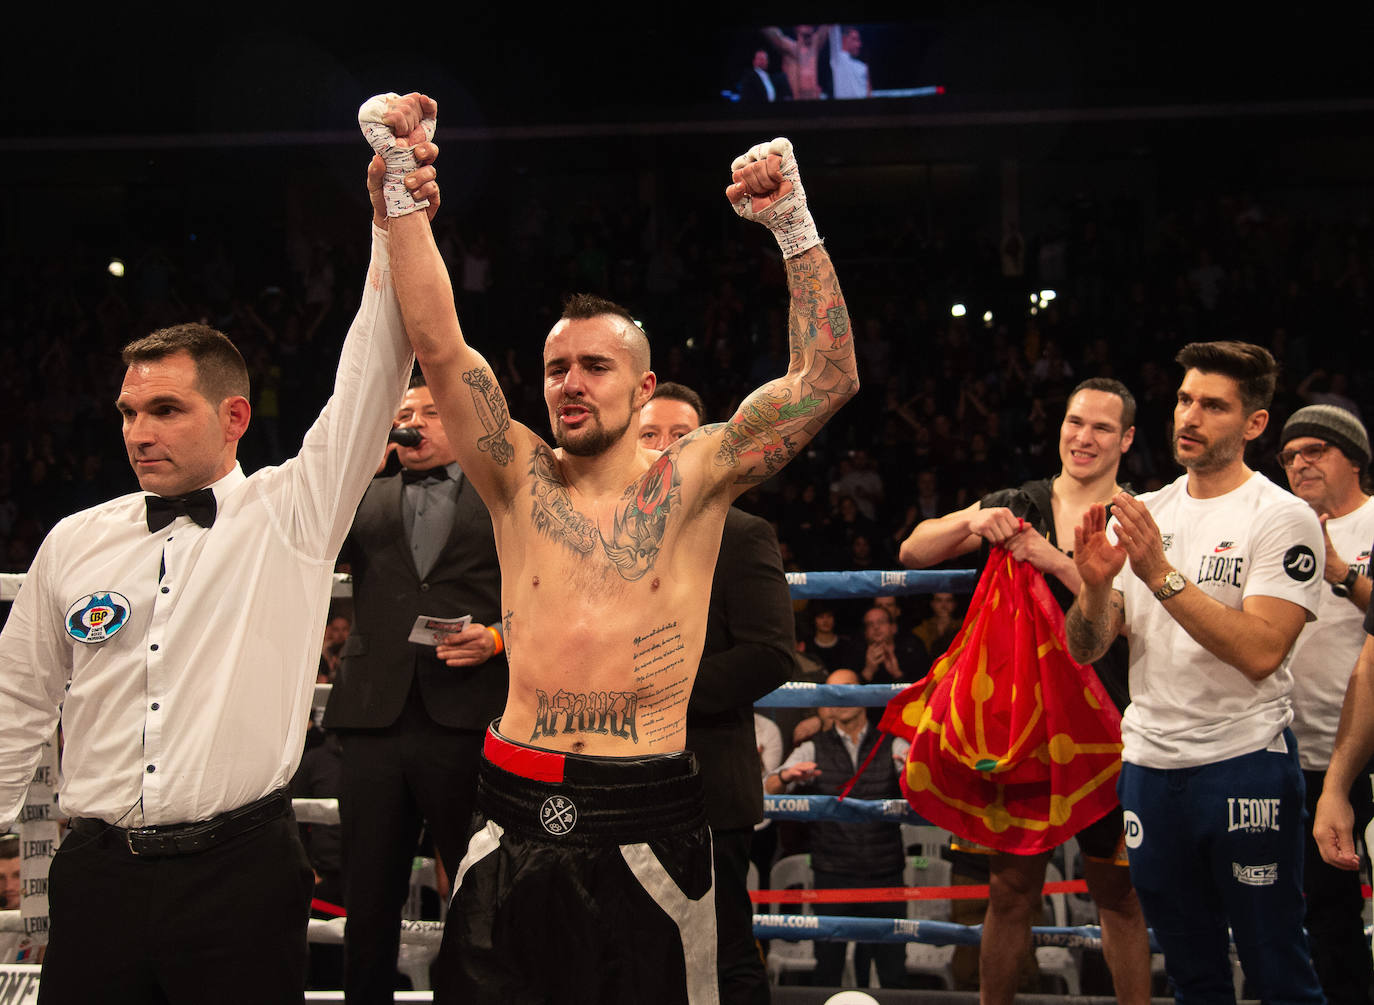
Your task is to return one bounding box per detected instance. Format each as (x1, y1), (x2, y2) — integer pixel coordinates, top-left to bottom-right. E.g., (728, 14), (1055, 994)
(65, 592), (131, 644)
(540, 795), (577, 835)
(1232, 862), (1277, 886)
(1122, 810), (1143, 849)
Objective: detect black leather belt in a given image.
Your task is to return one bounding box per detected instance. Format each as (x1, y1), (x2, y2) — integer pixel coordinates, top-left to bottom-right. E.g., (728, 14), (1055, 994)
(71, 789), (291, 858)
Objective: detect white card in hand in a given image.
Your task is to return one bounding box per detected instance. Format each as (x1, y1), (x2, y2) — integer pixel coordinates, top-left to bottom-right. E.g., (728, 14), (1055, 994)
(408, 614), (472, 646)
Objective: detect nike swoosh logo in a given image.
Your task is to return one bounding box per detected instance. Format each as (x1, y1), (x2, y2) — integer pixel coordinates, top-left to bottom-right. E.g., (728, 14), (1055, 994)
(1214, 545), (1236, 553)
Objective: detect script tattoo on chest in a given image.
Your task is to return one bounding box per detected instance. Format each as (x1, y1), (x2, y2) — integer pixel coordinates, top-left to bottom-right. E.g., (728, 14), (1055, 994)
(527, 445), (682, 581)
(633, 620), (689, 745)
(529, 445), (599, 555)
(530, 688), (639, 743)
(461, 367), (514, 466)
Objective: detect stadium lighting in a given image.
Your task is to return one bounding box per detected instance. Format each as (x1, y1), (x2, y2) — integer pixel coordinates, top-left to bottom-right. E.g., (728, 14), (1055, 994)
(982, 310), (993, 323)
(108, 258), (125, 278)
(1040, 289), (1057, 302)
(951, 303), (966, 318)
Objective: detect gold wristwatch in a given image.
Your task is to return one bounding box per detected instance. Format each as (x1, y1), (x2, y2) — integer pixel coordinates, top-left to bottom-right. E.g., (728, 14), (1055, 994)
(1153, 570), (1186, 601)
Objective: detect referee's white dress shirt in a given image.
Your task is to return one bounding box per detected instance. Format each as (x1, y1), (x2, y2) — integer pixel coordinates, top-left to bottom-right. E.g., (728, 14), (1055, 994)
(0, 225), (412, 829)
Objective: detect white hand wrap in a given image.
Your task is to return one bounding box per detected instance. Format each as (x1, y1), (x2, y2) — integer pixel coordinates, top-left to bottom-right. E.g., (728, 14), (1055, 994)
(729, 137), (821, 259)
(358, 92), (437, 218)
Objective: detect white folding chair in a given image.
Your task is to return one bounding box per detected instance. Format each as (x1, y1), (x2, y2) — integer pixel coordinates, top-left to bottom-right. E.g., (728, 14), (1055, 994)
(900, 823), (953, 858)
(903, 853), (956, 989)
(765, 854), (819, 984)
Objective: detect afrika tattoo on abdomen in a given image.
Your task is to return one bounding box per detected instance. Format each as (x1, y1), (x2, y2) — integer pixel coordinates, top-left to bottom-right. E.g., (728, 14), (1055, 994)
(526, 620), (690, 745)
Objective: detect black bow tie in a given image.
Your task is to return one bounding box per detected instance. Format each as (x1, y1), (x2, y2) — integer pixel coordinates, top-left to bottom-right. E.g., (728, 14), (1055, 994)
(401, 466), (450, 485)
(145, 488), (217, 533)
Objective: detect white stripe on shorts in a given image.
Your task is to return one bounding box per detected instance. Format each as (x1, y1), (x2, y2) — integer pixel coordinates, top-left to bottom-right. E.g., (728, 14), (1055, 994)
(451, 820), (504, 907)
(619, 840), (719, 1005)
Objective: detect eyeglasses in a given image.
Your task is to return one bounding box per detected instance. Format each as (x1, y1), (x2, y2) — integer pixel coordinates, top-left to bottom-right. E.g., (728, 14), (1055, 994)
(1277, 442), (1333, 469)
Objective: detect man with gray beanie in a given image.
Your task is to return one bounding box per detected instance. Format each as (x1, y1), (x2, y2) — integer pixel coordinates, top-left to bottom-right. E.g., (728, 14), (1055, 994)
(1279, 403), (1374, 1005)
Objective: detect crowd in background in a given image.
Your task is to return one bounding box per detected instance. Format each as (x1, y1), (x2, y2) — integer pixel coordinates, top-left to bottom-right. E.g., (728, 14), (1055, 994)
(2, 173), (1371, 647)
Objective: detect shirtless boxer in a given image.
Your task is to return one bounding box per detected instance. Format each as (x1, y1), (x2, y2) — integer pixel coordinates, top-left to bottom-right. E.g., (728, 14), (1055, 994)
(366, 95), (857, 1004)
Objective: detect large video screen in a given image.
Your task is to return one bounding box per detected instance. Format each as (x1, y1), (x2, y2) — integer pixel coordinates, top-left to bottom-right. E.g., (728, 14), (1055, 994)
(723, 23), (941, 105)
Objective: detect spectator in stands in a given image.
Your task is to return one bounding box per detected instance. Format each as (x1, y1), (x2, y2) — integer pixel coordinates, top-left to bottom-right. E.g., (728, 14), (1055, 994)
(767, 669), (910, 988)
(859, 604), (928, 687)
(833, 448), (884, 522)
(912, 592), (962, 660)
(803, 605), (861, 675)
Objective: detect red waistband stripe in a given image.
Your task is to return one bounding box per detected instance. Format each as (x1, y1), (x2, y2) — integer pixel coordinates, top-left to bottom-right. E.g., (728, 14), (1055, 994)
(484, 728), (566, 783)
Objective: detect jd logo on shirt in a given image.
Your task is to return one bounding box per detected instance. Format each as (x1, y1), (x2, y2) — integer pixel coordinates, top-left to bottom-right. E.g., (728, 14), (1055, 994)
(1282, 545), (1317, 582)
(65, 592), (131, 644)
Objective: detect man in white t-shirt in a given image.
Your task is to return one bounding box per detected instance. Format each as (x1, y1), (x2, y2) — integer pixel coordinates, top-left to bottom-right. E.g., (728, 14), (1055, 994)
(1065, 341), (1325, 1001)
(1279, 404), (1374, 1005)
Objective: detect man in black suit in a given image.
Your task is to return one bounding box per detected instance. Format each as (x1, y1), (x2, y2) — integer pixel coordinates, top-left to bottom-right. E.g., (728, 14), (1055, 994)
(323, 372), (507, 1004)
(640, 381), (795, 1005)
(739, 49), (793, 104)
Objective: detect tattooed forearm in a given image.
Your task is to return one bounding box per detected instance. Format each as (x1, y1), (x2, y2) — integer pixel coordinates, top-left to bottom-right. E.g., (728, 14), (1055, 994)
(1065, 592), (1123, 664)
(529, 445), (599, 555)
(530, 688), (639, 743)
(713, 390), (808, 478)
(633, 620), (690, 744)
(713, 247), (857, 483)
(786, 250), (854, 357)
(462, 367), (514, 466)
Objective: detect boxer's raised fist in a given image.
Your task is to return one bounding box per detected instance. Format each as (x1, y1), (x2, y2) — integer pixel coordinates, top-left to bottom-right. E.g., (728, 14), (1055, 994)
(725, 137), (820, 258)
(359, 92), (438, 218)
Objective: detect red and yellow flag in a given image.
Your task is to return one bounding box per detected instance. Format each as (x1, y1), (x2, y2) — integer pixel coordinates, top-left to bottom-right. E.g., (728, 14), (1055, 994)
(880, 548), (1123, 855)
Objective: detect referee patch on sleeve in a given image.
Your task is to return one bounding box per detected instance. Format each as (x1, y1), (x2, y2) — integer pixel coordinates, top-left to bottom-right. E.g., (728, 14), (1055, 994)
(1282, 545), (1318, 582)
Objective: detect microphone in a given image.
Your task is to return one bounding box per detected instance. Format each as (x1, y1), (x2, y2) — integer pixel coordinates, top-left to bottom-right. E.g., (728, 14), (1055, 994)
(388, 428), (422, 447)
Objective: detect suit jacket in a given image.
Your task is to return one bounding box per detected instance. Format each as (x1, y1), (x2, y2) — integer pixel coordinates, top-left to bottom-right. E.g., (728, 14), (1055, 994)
(323, 470), (507, 731)
(687, 507), (795, 830)
(738, 68), (792, 103)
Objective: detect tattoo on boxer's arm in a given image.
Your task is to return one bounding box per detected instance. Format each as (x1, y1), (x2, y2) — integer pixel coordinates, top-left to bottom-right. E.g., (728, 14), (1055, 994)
(1065, 591), (1124, 664)
(529, 445), (599, 554)
(461, 367), (514, 466)
(530, 688), (639, 743)
(713, 249), (857, 486)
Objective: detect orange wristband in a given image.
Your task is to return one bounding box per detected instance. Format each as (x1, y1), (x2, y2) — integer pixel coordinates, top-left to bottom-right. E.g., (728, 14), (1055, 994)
(485, 625), (504, 656)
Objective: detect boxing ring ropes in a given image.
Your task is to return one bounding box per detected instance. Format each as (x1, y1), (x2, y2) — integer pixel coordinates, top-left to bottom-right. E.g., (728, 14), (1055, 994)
(1, 567), (1356, 995)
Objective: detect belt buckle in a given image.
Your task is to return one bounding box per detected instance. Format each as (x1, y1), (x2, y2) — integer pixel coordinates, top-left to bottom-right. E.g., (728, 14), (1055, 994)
(126, 827), (155, 856)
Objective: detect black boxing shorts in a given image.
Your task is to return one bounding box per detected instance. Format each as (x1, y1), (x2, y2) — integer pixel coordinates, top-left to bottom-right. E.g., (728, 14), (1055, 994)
(436, 724), (719, 1005)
